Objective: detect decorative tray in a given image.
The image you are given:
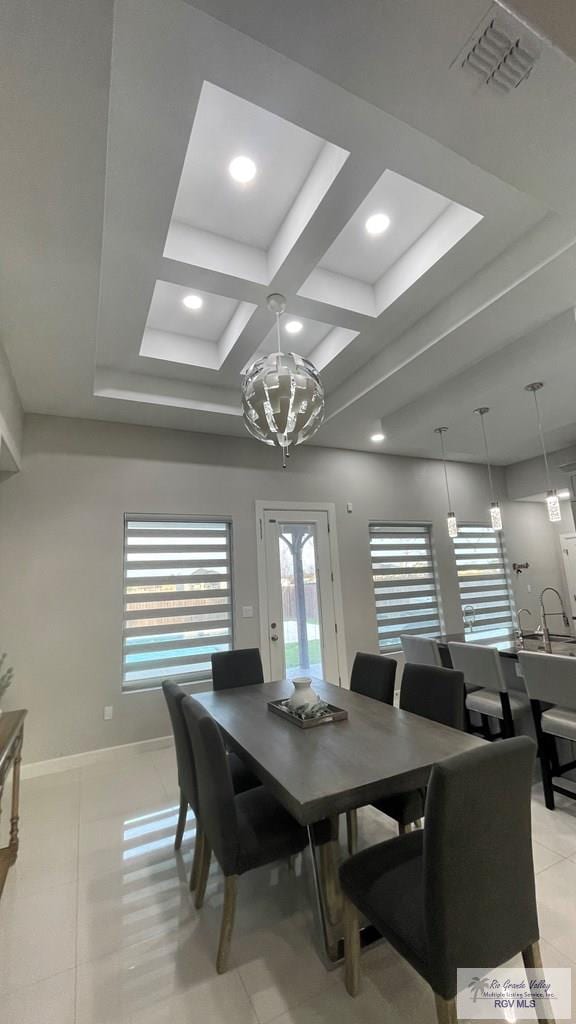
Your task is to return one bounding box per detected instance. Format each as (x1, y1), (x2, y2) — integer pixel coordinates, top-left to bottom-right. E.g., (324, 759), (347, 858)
(267, 698), (348, 729)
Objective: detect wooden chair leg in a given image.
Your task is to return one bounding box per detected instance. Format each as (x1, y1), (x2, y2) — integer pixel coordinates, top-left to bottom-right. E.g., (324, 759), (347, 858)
(189, 821), (203, 892)
(343, 895), (360, 996)
(175, 791), (188, 850)
(346, 809), (358, 856)
(522, 943), (556, 1022)
(194, 835), (211, 909)
(434, 993), (458, 1024)
(216, 875), (237, 974)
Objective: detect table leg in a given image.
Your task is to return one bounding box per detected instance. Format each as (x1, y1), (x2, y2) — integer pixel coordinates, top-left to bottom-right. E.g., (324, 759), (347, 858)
(306, 824), (341, 965)
(306, 818), (383, 969)
(9, 741), (22, 864)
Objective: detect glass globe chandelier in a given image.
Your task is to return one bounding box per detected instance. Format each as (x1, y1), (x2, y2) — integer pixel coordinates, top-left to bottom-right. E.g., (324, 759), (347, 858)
(241, 294), (325, 467)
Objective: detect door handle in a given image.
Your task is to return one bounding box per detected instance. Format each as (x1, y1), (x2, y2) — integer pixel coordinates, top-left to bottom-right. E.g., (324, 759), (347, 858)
(271, 634), (279, 642)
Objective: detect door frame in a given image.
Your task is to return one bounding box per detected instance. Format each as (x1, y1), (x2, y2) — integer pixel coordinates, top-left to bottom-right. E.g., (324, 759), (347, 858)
(255, 500), (348, 685)
(560, 532), (576, 620)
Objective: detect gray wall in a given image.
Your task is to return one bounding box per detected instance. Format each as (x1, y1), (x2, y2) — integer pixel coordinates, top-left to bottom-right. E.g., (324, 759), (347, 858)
(0, 414), (566, 763)
(0, 338), (22, 470)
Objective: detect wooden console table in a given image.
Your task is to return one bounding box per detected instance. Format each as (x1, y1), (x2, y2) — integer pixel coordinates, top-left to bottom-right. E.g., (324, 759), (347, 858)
(0, 710), (26, 899)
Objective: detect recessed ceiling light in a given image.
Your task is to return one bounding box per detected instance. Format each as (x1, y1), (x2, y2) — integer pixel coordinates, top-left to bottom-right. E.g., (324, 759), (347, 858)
(182, 294), (203, 311)
(365, 212), (391, 236)
(228, 155), (257, 184)
(371, 432), (385, 442)
(285, 320), (303, 335)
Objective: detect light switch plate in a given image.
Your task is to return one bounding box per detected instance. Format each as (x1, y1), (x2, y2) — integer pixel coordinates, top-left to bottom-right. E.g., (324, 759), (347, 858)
(242, 605), (254, 618)
(103, 705), (113, 720)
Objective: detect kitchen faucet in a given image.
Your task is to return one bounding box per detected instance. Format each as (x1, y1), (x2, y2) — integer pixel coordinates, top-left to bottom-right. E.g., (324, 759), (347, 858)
(516, 608), (532, 646)
(539, 587), (570, 653)
(463, 604), (475, 632)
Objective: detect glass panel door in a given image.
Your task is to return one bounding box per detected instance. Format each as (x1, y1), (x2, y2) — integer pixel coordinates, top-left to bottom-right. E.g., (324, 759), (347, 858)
(262, 509), (340, 683)
(278, 522), (323, 678)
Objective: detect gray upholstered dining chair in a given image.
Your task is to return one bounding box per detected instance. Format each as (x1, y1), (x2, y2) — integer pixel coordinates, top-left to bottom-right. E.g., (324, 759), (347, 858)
(369, 662), (466, 835)
(211, 647), (264, 690)
(519, 650), (576, 811)
(346, 652), (397, 853)
(401, 634), (443, 667)
(181, 695), (309, 973)
(340, 737), (545, 1024)
(449, 641), (529, 739)
(161, 681), (259, 889)
(350, 651), (396, 703)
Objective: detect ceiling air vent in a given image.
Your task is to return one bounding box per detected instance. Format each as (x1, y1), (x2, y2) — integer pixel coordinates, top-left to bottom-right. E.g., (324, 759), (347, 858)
(452, 5), (541, 93)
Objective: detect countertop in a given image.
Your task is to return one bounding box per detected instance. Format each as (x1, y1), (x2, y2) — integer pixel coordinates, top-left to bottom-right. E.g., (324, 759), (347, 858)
(436, 632), (576, 660)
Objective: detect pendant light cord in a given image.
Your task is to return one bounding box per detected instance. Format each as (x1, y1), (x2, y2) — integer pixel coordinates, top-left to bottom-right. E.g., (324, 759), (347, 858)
(275, 310), (287, 468)
(478, 413), (496, 500)
(438, 430), (453, 509)
(531, 388), (553, 491)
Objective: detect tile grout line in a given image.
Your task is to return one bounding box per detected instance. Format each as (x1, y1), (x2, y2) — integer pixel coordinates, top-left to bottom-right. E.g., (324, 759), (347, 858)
(235, 967), (261, 1024)
(73, 771), (82, 1024)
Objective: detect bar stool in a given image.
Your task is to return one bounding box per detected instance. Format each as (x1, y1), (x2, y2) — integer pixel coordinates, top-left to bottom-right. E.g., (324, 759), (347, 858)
(401, 635), (443, 667)
(448, 642), (530, 739)
(519, 650), (576, 811)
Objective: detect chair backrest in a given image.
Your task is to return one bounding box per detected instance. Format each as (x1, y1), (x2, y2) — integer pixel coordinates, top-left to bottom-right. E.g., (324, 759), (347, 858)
(501, 654), (527, 695)
(181, 696), (239, 875)
(519, 650), (576, 707)
(350, 652), (396, 704)
(399, 663), (466, 731)
(161, 681), (198, 812)
(400, 635), (443, 668)
(448, 641), (506, 693)
(424, 736), (538, 1000)
(211, 648), (264, 691)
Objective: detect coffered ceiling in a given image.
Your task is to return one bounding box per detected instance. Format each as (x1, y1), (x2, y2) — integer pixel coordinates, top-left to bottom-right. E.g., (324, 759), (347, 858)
(2, 0), (576, 465)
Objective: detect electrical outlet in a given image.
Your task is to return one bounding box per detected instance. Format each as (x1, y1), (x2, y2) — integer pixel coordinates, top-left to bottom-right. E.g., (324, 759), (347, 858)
(242, 605), (254, 618)
(103, 705), (113, 721)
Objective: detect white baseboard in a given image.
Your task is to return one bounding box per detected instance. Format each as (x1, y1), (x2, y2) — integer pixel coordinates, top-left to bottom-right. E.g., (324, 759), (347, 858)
(22, 735), (173, 779)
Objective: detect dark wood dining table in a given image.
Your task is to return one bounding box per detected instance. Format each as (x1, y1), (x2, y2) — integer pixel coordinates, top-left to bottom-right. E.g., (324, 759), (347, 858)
(194, 678), (483, 965)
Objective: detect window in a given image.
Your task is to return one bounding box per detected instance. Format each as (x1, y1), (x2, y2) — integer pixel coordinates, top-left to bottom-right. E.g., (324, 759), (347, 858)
(369, 524), (442, 651)
(122, 516), (233, 691)
(454, 524), (516, 644)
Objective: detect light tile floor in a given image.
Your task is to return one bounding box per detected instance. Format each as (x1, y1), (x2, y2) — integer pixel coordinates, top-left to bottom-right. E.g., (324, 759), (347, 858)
(1, 744), (576, 1023)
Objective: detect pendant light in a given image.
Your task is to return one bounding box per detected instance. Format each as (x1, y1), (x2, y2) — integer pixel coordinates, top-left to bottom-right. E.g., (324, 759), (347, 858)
(241, 293), (325, 468)
(524, 382), (561, 523)
(474, 407), (502, 531)
(434, 427), (458, 538)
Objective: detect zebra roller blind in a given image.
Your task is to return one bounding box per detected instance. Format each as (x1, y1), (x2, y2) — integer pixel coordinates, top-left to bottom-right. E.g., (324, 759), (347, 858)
(122, 516), (233, 691)
(454, 524), (516, 644)
(369, 524), (442, 651)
